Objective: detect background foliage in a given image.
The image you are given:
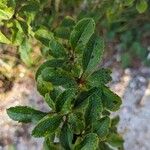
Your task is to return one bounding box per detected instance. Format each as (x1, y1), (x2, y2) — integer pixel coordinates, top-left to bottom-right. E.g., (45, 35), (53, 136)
(0, 0), (150, 68)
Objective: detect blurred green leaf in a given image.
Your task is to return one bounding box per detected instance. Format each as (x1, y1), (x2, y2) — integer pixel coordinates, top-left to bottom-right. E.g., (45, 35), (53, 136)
(7, 106), (47, 123)
(73, 87), (98, 109)
(19, 39), (33, 66)
(35, 28), (53, 46)
(0, 31), (11, 44)
(74, 133), (99, 150)
(88, 68), (112, 86)
(93, 116), (110, 140)
(45, 93), (55, 110)
(82, 34), (104, 75)
(70, 18), (95, 51)
(111, 116), (120, 127)
(54, 16), (75, 39)
(43, 136), (60, 150)
(54, 27), (71, 39)
(98, 143), (114, 150)
(121, 52), (132, 68)
(41, 67), (77, 88)
(55, 89), (75, 114)
(132, 42), (147, 60)
(68, 113), (84, 134)
(37, 75), (53, 96)
(102, 86), (122, 111)
(49, 38), (67, 58)
(35, 59), (65, 80)
(60, 122), (73, 150)
(20, 1), (40, 13)
(136, 0), (148, 13)
(124, 0), (135, 6)
(107, 133), (124, 148)
(32, 114), (62, 137)
(85, 92), (103, 125)
(61, 16), (75, 27)
(0, 4), (14, 21)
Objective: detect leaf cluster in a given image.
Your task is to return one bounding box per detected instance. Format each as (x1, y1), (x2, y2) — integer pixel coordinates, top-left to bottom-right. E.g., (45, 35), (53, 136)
(7, 18), (123, 150)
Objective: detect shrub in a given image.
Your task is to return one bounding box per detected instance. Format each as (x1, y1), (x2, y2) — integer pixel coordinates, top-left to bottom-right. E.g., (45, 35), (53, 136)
(7, 18), (123, 150)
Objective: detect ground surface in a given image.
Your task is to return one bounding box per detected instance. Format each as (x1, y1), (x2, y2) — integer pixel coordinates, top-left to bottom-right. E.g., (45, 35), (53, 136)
(111, 67), (150, 150)
(1, 64), (150, 150)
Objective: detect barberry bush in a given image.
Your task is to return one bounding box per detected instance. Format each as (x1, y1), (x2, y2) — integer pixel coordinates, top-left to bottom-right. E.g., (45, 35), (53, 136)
(7, 18), (123, 149)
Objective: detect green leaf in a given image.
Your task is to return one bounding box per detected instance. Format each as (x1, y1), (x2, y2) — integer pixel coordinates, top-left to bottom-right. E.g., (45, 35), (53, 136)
(20, 1), (40, 13)
(49, 88), (61, 102)
(17, 19), (29, 35)
(37, 75), (53, 96)
(73, 87), (98, 109)
(32, 114), (62, 137)
(49, 38), (67, 58)
(68, 113), (84, 134)
(54, 27), (71, 39)
(35, 28), (53, 46)
(19, 39), (33, 66)
(98, 143), (113, 150)
(60, 122), (73, 150)
(136, 0), (148, 13)
(107, 133), (124, 148)
(111, 116), (120, 127)
(71, 64), (82, 78)
(124, 0), (135, 6)
(102, 86), (122, 111)
(35, 28), (67, 58)
(61, 16), (75, 27)
(102, 110), (111, 116)
(43, 137), (60, 150)
(0, 0), (7, 5)
(55, 89), (75, 114)
(7, 106), (47, 123)
(35, 28), (53, 39)
(74, 133), (99, 150)
(109, 116), (120, 134)
(45, 93), (55, 110)
(85, 91), (103, 125)
(0, 5), (14, 21)
(70, 18), (95, 51)
(88, 68), (112, 86)
(54, 16), (75, 39)
(41, 67), (77, 88)
(82, 34), (104, 75)
(0, 31), (11, 44)
(35, 59), (65, 80)
(11, 21), (24, 45)
(93, 116), (110, 140)
(132, 42), (147, 60)
(121, 52), (132, 68)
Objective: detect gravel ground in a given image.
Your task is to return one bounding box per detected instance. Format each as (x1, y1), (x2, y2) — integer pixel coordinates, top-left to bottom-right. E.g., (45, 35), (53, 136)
(0, 76), (45, 150)
(111, 67), (150, 150)
(0, 67), (150, 150)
